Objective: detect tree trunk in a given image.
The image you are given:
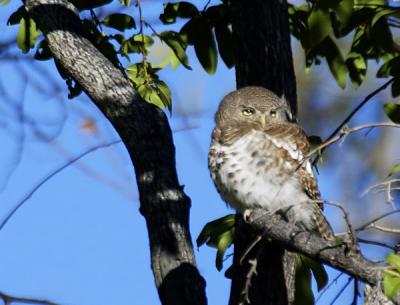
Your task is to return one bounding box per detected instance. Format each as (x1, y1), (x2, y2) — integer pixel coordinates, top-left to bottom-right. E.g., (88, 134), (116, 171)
(23, 1), (207, 305)
(229, 0), (298, 304)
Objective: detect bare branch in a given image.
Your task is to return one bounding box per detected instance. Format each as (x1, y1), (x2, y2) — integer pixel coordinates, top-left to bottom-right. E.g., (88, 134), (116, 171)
(368, 224), (400, 234)
(0, 290), (58, 305)
(358, 238), (398, 251)
(307, 122), (400, 161)
(313, 78), (395, 165)
(245, 209), (381, 285)
(356, 209), (400, 232)
(329, 276), (352, 305)
(0, 140), (121, 231)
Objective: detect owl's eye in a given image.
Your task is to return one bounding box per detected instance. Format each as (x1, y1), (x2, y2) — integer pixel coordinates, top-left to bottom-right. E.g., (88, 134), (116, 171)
(242, 108), (255, 116)
(270, 110), (277, 118)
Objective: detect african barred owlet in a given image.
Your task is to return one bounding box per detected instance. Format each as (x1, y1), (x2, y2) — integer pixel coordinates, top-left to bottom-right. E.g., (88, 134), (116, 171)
(208, 86), (334, 239)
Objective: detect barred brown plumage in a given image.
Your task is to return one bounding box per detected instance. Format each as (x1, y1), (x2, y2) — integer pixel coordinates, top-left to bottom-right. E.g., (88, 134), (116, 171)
(208, 86), (335, 241)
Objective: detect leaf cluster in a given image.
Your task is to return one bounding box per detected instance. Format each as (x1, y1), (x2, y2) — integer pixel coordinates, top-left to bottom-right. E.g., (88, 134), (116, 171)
(290, 0), (400, 93)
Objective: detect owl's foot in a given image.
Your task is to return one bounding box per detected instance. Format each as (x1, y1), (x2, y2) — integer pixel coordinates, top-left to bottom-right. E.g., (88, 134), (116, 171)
(242, 209), (253, 222)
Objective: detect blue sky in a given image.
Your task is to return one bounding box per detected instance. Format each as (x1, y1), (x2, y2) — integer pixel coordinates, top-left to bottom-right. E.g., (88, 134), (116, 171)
(0, 1), (399, 305)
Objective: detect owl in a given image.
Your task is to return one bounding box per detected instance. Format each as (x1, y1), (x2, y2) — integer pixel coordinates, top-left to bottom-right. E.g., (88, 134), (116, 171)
(208, 86), (333, 239)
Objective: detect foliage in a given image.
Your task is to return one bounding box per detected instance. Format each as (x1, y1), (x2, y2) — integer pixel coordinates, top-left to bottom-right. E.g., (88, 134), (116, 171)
(197, 214), (235, 271)
(384, 253), (400, 301)
(295, 254), (328, 305)
(6, 0), (400, 105)
(197, 215), (328, 304)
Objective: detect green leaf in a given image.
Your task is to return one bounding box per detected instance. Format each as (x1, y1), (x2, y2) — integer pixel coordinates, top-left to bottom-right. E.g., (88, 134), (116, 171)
(335, 0), (354, 25)
(159, 31), (191, 69)
(302, 255), (328, 291)
(372, 8), (400, 27)
(119, 0), (131, 6)
(215, 22), (234, 68)
(17, 17), (40, 54)
(384, 102), (400, 123)
(126, 63), (146, 85)
(155, 80), (172, 111)
(295, 255), (314, 305)
(371, 18), (394, 53)
(192, 16), (218, 74)
(132, 34), (154, 47)
(102, 13), (135, 31)
(318, 37), (348, 88)
(307, 7), (332, 47)
(137, 84), (164, 109)
(197, 214), (235, 247)
(388, 164), (400, 176)
(346, 52), (367, 86)
(7, 6), (26, 26)
(160, 2), (199, 24)
(216, 229), (234, 271)
(377, 57), (400, 78)
(387, 254), (400, 271)
(384, 270), (400, 301)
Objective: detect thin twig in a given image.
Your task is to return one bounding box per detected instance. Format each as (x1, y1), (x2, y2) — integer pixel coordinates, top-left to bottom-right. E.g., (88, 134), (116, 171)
(324, 201), (359, 251)
(307, 122), (400, 161)
(239, 244), (264, 305)
(362, 179), (400, 208)
(316, 272), (345, 303)
(136, 0), (148, 81)
(358, 238), (397, 251)
(355, 209), (400, 232)
(352, 279), (359, 305)
(0, 291), (58, 305)
(0, 140), (121, 231)
(313, 78), (395, 165)
(329, 277), (353, 305)
(368, 224), (400, 234)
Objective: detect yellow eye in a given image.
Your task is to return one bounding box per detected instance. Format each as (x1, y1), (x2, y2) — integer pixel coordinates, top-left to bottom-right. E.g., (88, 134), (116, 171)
(242, 108), (255, 116)
(270, 110), (277, 118)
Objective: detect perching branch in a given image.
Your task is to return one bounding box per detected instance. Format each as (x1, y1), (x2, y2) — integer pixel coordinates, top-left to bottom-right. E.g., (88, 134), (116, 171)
(245, 209), (400, 305)
(245, 209), (380, 285)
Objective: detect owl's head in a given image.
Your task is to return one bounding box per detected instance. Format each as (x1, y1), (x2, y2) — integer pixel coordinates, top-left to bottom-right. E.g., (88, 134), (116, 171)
(215, 86), (295, 128)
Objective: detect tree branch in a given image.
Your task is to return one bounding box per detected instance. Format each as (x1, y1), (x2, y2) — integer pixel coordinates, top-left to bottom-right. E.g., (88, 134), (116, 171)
(0, 290), (58, 305)
(244, 209), (399, 305)
(245, 209), (381, 285)
(313, 78), (395, 165)
(23, 1), (206, 304)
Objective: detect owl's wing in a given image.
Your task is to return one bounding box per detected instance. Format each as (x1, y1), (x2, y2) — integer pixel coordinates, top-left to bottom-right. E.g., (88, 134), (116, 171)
(264, 124), (335, 240)
(263, 123), (321, 201)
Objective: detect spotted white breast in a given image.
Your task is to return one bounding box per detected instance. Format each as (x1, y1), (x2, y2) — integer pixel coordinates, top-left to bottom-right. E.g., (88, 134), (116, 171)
(209, 129), (316, 230)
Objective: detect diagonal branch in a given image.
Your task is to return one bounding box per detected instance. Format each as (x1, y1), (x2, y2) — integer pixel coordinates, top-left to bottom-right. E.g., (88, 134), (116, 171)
(0, 290), (58, 305)
(245, 209), (380, 285)
(22, 1), (207, 304)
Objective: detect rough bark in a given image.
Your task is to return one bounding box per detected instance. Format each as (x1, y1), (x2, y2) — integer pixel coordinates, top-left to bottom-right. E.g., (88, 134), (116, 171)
(23, 1), (207, 305)
(245, 209), (398, 305)
(230, 0), (297, 115)
(229, 1), (298, 304)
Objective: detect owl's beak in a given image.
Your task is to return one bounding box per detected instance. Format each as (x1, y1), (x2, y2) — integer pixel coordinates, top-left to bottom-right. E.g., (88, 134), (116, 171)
(258, 115), (266, 128)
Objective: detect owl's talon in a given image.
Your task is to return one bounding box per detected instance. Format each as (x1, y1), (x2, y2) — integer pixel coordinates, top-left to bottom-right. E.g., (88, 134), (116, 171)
(243, 209), (252, 222)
